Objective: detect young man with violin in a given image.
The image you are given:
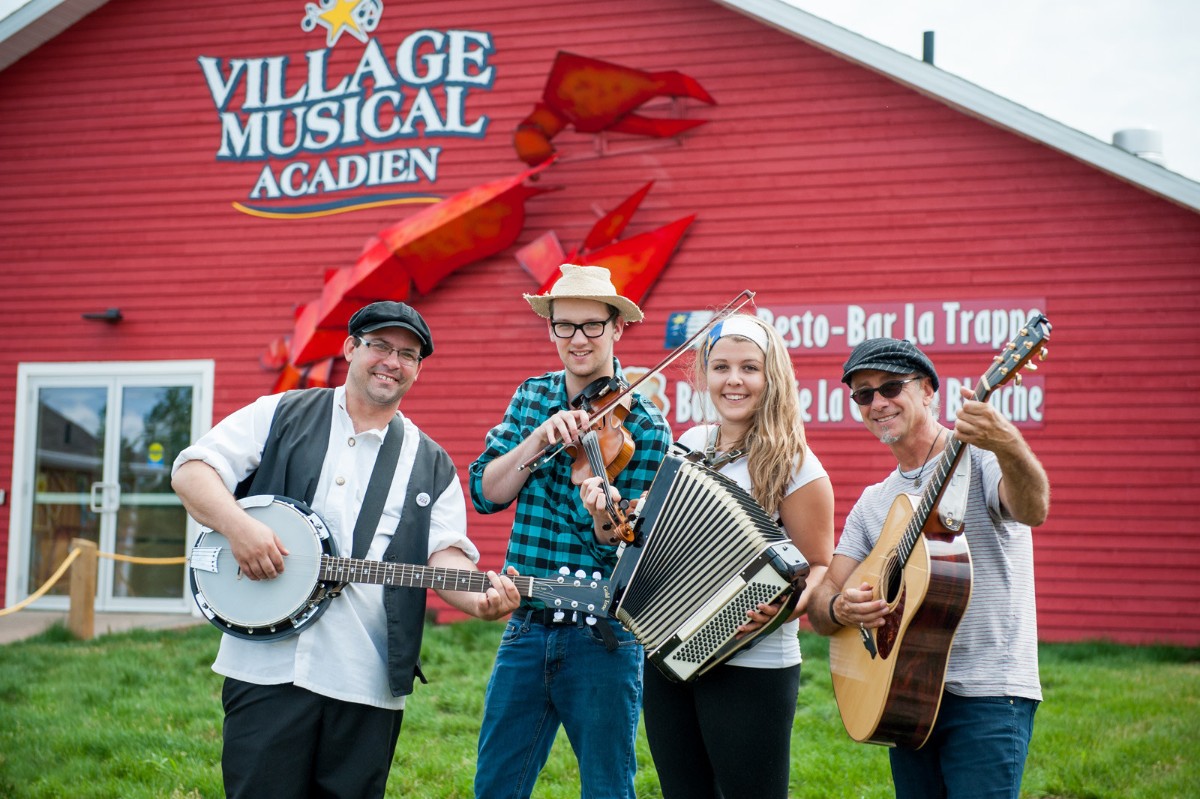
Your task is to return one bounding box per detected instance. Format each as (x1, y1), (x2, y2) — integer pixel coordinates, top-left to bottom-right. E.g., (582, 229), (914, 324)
(808, 338), (1050, 799)
(469, 264), (671, 799)
(172, 301), (521, 799)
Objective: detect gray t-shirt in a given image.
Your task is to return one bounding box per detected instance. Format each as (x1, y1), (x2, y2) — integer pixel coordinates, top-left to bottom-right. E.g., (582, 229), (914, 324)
(836, 446), (1042, 701)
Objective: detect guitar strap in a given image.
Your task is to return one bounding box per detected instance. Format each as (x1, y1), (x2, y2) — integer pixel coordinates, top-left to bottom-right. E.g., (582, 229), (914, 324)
(937, 445), (972, 532)
(351, 415), (405, 559)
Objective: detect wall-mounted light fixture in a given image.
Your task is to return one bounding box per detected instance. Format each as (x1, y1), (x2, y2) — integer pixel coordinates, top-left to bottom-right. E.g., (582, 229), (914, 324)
(82, 308), (124, 323)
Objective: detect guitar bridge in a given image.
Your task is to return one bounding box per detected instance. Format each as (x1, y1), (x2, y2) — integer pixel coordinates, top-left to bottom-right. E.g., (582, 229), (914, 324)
(860, 624), (878, 659)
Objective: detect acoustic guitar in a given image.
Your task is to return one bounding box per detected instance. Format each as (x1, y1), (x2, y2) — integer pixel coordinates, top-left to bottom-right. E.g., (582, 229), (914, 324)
(830, 313), (1051, 748)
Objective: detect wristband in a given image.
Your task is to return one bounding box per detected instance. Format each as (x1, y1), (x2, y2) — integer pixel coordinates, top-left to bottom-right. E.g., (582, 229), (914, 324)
(828, 592), (844, 627)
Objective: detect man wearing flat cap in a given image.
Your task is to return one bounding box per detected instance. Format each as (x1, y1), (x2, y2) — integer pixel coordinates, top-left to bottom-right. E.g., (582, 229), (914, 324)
(172, 300), (520, 799)
(809, 338), (1050, 799)
(470, 265), (671, 799)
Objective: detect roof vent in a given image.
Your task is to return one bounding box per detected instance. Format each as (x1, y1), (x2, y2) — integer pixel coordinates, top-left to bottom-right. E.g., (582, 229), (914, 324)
(1112, 128), (1165, 165)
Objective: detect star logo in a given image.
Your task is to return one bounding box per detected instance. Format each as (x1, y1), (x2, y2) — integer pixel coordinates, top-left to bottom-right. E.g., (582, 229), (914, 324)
(301, 0), (383, 47)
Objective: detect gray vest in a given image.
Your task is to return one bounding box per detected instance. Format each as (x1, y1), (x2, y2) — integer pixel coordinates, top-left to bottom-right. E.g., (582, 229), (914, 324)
(238, 388), (457, 696)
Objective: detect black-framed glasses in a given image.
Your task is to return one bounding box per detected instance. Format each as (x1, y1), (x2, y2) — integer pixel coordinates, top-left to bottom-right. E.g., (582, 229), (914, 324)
(551, 311), (618, 339)
(849, 377), (920, 406)
(358, 338), (421, 366)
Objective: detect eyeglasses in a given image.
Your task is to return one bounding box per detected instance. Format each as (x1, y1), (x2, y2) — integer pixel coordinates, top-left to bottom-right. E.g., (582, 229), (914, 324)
(358, 338), (421, 366)
(849, 377), (920, 406)
(551, 311), (618, 339)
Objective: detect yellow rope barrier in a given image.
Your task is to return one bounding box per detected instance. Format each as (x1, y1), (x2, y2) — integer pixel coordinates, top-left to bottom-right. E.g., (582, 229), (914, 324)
(97, 552), (187, 565)
(0, 547), (83, 617)
(0, 547), (187, 617)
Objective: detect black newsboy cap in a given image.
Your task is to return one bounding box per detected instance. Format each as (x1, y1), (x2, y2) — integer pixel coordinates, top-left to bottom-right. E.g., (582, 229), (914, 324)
(348, 301), (434, 358)
(841, 338), (939, 392)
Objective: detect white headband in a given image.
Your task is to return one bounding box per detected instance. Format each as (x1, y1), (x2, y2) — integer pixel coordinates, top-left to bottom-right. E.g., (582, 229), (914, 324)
(702, 315), (770, 363)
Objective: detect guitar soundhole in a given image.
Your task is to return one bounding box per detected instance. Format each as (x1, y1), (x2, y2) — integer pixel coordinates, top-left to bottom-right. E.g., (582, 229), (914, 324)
(882, 556), (902, 604)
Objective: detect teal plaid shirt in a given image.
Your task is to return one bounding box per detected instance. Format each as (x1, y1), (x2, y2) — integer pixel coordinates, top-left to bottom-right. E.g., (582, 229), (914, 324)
(469, 362), (671, 605)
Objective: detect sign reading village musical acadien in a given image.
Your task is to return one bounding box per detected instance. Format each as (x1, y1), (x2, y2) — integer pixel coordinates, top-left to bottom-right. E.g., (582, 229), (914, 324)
(198, 4), (495, 217)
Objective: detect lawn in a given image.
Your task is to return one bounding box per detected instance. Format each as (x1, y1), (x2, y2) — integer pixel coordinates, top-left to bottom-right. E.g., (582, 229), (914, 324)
(0, 620), (1195, 798)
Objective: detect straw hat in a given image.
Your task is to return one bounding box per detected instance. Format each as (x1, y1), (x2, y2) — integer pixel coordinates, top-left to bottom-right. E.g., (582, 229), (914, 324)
(523, 264), (644, 322)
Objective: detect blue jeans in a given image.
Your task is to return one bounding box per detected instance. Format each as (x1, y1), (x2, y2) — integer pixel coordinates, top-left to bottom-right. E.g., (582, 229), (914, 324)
(474, 613), (644, 799)
(890, 692), (1039, 799)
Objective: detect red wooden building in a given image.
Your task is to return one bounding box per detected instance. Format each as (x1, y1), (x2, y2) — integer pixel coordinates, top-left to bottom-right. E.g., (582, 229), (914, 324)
(2, 0), (1197, 645)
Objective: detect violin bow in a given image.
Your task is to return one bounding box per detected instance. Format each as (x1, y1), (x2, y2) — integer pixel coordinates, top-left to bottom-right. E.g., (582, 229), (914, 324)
(519, 289), (757, 473)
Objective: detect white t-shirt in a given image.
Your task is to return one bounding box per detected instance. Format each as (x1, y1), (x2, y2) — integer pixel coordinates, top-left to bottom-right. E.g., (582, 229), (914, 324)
(676, 424), (828, 669)
(172, 385), (477, 710)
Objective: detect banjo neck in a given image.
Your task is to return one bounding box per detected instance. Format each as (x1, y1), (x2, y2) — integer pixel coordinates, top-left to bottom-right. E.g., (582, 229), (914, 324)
(192, 496), (610, 641)
(321, 556), (536, 595)
(317, 557), (615, 615)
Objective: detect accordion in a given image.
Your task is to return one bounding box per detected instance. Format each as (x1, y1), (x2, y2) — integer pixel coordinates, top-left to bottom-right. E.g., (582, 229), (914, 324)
(609, 452), (810, 682)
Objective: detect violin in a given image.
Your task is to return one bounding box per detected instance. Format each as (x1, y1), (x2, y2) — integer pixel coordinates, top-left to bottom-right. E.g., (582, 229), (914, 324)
(568, 376), (634, 485)
(518, 288), (756, 477)
(518, 289), (758, 545)
(570, 376), (638, 544)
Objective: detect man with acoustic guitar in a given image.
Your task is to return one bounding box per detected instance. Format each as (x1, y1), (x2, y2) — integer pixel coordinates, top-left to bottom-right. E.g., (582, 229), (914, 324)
(809, 337), (1050, 799)
(172, 301), (521, 799)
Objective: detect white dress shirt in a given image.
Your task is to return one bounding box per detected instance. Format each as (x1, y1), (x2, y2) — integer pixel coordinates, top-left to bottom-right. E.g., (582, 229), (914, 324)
(173, 385), (477, 709)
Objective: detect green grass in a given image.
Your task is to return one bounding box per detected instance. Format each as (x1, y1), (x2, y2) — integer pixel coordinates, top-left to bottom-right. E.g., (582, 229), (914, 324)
(0, 621), (1195, 798)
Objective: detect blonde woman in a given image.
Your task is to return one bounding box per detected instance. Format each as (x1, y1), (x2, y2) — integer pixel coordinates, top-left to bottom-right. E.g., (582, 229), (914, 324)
(585, 313), (834, 799)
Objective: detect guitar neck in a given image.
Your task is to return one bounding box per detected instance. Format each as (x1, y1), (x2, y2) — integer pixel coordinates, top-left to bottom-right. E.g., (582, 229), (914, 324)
(891, 313), (1050, 573)
(319, 557), (534, 596)
(908, 437), (967, 532)
(897, 382), (989, 562)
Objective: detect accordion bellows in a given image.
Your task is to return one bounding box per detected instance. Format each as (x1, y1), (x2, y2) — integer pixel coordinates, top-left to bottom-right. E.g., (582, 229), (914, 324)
(609, 454), (810, 681)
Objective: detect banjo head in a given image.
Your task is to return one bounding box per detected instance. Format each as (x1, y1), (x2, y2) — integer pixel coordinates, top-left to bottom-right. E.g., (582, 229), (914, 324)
(190, 495), (336, 641)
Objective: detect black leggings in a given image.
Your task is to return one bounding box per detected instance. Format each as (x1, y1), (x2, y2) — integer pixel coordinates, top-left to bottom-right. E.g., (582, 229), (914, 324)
(642, 660), (801, 799)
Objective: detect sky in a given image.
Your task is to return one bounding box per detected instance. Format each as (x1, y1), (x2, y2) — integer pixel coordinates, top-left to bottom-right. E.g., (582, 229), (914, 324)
(783, 0), (1200, 183)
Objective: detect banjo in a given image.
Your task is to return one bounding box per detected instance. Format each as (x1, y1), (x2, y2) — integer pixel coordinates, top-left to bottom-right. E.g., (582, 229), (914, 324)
(189, 495), (612, 640)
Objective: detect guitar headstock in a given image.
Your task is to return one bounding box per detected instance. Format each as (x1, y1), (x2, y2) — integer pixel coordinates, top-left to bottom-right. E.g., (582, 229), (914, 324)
(978, 313), (1051, 393)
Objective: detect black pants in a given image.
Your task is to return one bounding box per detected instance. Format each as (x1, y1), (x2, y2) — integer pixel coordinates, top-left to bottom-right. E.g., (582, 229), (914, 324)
(642, 660), (801, 799)
(221, 678), (404, 799)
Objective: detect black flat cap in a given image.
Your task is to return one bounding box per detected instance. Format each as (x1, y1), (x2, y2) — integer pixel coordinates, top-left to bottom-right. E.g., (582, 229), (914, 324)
(841, 338), (939, 391)
(348, 301), (434, 358)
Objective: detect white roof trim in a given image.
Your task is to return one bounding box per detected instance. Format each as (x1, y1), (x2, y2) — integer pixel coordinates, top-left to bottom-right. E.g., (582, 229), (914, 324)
(716, 0), (1200, 213)
(0, 0), (109, 72)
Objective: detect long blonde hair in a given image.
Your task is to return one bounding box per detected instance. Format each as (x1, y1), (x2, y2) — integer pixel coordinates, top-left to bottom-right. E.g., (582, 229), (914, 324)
(693, 315), (807, 516)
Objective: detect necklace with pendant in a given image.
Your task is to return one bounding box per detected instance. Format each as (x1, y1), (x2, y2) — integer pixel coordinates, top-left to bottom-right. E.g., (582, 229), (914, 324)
(900, 429), (944, 488)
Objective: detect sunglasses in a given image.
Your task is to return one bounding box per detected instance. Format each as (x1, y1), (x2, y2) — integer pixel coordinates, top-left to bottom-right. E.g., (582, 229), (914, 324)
(849, 377), (920, 406)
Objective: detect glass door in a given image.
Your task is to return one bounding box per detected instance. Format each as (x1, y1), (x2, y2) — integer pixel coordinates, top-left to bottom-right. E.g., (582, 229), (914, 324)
(10, 362), (213, 612)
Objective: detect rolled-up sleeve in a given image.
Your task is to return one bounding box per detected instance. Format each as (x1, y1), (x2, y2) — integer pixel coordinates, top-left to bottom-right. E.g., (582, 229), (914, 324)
(468, 388), (528, 515)
(428, 474), (479, 562)
(170, 393), (282, 491)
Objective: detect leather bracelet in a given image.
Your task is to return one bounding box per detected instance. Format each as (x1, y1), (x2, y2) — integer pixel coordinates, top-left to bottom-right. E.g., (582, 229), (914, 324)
(828, 592), (844, 627)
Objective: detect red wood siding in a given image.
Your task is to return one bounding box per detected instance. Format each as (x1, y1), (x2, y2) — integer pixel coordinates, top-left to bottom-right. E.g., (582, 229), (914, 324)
(1, 0), (1197, 644)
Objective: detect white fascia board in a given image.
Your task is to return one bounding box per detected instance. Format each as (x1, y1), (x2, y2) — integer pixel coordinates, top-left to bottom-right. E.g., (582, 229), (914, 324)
(0, 0), (109, 72)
